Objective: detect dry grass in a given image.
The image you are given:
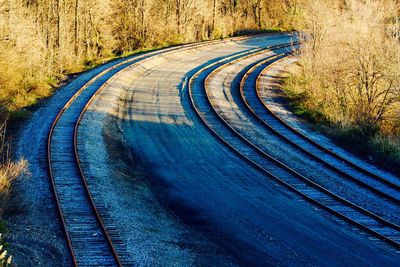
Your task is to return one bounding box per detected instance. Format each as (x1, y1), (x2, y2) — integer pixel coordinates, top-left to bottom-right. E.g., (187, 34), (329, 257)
(0, 233), (12, 266)
(0, 114), (26, 267)
(0, 160), (27, 209)
(0, 114), (27, 220)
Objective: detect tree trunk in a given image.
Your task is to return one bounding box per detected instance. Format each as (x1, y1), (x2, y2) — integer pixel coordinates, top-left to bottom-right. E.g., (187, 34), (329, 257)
(140, 0), (145, 39)
(74, 0), (79, 56)
(176, 0), (181, 35)
(257, 0), (262, 30)
(55, 0), (60, 51)
(212, 0), (217, 34)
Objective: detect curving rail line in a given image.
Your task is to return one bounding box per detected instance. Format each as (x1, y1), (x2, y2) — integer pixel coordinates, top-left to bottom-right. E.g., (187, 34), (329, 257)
(46, 34), (290, 266)
(188, 46), (400, 249)
(207, 46), (400, 221)
(239, 57), (400, 204)
(255, 57), (400, 189)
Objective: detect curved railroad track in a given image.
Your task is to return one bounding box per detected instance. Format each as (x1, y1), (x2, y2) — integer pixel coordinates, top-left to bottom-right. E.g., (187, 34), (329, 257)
(188, 46), (400, 249)
(46, 34), (288, 266)
(206, 48), (400, 219)
(239, 57), (400, 204)
(255, 59), (400, 188)
(206, 46), (400, 223)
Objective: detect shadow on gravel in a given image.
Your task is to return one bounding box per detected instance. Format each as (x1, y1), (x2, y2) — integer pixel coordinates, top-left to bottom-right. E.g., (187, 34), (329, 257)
(78, 36), (400, 265)
(82, 105), (400, 267)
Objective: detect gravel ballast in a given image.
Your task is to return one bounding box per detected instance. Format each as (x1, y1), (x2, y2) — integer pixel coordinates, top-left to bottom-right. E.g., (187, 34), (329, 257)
(79, 34), (400, 266)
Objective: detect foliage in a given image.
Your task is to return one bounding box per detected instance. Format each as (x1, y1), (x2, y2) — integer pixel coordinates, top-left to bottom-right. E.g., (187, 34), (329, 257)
(293, 0), (400, 133)
(0, 0), (298, 113)
(0, 114), (27, 213)
(0, 112), (26, 265)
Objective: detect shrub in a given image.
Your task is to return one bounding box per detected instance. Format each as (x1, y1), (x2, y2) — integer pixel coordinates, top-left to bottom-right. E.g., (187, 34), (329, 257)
(0, 233), (12, 267)
(0, 116), (27, 211)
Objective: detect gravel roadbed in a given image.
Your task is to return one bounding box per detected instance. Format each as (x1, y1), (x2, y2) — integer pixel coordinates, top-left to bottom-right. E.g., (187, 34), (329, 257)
(77, 35), (400, 266)
(77, 71), (238, 266)
(5, 53), (167, 266)
(206, 52), (400, 224)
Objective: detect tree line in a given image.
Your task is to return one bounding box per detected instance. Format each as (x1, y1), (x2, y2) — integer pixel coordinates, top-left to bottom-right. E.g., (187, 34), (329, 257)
(0, 0), (299, 111)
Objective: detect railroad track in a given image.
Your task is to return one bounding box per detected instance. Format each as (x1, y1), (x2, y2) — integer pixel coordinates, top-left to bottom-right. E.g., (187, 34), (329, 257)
(188, 45), (400, 249)
(207, 47), (400, 222)
(239, 56), (400, 204)
(206, 46), (400, 218)
(46, 34), (290, 266)
(255, 58), (400, 188)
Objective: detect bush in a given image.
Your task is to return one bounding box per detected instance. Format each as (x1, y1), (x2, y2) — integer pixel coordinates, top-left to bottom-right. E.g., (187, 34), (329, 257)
(0, 114), (27, 230)
(0, 233), (12, 267)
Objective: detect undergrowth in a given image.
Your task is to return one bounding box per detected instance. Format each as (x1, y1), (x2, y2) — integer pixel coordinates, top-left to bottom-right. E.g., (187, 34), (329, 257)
(283, 80), (400, 175)
(0, 110), (27, 266)
(0, 232), (12, 266)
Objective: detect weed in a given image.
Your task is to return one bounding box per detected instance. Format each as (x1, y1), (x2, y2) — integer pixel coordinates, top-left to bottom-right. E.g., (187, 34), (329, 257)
(0, 233), (12, 267)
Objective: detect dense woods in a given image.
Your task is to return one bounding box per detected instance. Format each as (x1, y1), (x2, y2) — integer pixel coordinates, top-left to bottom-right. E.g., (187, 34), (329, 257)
(0, 0), (300, 112)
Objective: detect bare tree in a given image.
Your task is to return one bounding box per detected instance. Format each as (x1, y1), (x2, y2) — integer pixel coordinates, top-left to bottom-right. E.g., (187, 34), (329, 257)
(175, 0), (194, 35)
